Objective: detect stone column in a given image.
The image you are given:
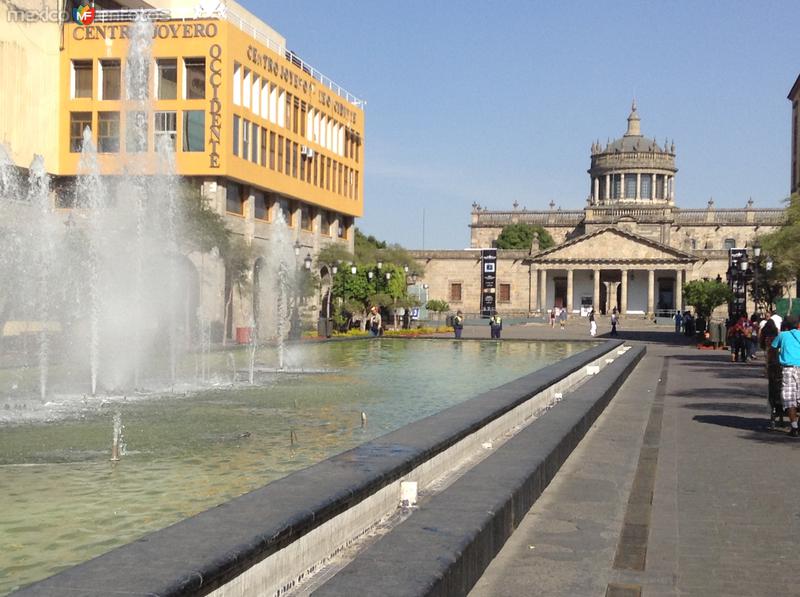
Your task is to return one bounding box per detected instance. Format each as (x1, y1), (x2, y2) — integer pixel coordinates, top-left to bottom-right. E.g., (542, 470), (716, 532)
(647, 269), (655, 317)
(620, 270), (628, 314)
(652, 173), (656, 200)
(530, 267), (539, 312)
(593, 269), (601, 312)
(675, 269), (683, 312)
(593, 177), (599, 202)
(605, 174), (610, 200)
(636, 173), (641, 200)
(566, 269), (574, 314)
(610, 282), (620, 312)
(620, 173), (625, 200)
(539, 269), (547, 311)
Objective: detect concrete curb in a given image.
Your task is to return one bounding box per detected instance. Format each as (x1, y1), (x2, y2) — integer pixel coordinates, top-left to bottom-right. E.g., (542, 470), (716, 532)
(312, 345), (646, 597)
(12, 341), (624, 597)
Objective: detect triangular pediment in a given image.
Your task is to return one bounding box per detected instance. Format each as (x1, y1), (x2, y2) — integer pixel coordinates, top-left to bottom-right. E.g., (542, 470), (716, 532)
(533, 227), (695, 263)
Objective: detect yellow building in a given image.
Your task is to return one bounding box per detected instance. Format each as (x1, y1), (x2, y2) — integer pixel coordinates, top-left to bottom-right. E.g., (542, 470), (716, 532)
(58, 2), (364, 245)
(2, 0), (365, 337)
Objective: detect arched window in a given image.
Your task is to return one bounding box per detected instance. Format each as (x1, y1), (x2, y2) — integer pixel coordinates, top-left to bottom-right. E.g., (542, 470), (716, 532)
(723, 238), (736, 250)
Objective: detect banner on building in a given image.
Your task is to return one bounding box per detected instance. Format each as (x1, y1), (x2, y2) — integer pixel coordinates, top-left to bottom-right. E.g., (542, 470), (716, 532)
(480, 248), (497, 317)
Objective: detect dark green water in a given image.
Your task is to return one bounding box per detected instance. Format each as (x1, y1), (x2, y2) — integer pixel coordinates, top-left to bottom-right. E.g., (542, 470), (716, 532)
(0, 339), (590, 594)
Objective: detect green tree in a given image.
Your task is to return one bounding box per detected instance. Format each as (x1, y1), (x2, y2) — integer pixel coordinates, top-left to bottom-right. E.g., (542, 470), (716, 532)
(759, 193), (800, 311)
(495, 223), (555, 251)
(683, 279), (733, 319)
(426, 299), (450, 324)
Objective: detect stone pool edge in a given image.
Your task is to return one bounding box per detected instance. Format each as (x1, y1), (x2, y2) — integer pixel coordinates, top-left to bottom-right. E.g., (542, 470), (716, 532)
(11, 340), (624, 597)
(312, 344), (646, 597)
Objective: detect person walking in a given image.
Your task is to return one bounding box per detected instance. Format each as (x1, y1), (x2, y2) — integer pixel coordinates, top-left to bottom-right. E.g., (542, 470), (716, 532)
(674, 310), (683, 334)
(589, 309), (597, 337)
(549, 307), (556, 328)
(559, 307), (567, 330)
(761, 318), (784, 428)
(489, 313), (503, 339)
(452, 310), (464, 339)
(610, 310), (619, 337)
(770, 318), (800, 437)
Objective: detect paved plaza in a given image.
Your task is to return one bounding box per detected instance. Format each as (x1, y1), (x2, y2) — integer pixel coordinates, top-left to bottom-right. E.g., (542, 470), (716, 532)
(457, 318), (799, 597)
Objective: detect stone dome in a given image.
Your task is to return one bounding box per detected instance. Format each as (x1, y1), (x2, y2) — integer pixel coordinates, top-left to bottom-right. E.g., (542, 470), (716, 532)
(587, 102), (677, 206)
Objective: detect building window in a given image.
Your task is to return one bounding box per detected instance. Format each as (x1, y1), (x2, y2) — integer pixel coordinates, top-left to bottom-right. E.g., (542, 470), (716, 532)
(269, 132), (276, 169)
(251, 75), (260, 116)
(97, 112), (120, 153)
(338, 217), (348, 239)
(624, 175), (636, 199)
(156, 59), (177, 100)
(242, 119), (250, 159)
(184, 57), (205, 100)
(260, 127), (267, 167)
(320, 211), (332, 236)
(232, 115), (240, 157)
(125, 111), (147, 153)
(243, 68), (251, 108)
(232, 62), (241, 106)
(655, 175), (665, 199)
(100, 59), (121, 100)
(499, 283), (511, 303)
(154, 111), (177, 149)
(449, 283), (462, 302)
(277, 135), (284, 172)
(72, 60), (92, 98)
(612, 174), (621, 199)
(299, 151), (306, 180)
(300, 205), (312, 231)
(182, 110), (204, 152)
(69, 112), (92, 153)
(285, 138), (291, 175)
(724, 238), (736, 250)
(254, 191), (268, 221)
(251, 122), (258, 163)
(226, 183), (245, 215)
(640, 174), (652, 199)
(292, 142), (298, 177)
(277, 198), (291, 226)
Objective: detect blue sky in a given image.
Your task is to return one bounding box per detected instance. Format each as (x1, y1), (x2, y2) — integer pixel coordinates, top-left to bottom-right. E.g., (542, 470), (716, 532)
(251, 1), (799, 249)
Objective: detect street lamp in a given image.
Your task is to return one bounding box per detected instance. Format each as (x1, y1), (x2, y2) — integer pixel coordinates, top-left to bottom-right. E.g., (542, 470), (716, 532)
(377, 260), (383, 270)
(293, 240), (301, 257)
(303, 253), (312, 270)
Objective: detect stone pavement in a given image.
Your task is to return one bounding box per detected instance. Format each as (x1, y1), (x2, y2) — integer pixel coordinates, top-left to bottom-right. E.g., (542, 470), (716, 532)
(467, 325), (800, 597)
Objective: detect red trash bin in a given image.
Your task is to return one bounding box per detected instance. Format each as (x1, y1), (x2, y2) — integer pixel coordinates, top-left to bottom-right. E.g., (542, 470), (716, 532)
(235, 326), (252, 344)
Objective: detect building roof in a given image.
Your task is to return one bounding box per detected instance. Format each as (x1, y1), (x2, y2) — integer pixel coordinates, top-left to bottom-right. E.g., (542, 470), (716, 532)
(594, 101), (672, 155)
(530, 226), (696, 263)
(789, 73), (800, 100)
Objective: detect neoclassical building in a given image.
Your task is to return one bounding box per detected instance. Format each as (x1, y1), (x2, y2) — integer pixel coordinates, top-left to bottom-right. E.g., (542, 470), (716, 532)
(414, 104), (788, 317)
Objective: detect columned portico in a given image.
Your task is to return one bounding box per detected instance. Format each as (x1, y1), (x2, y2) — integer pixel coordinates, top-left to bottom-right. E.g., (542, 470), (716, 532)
(528, 227), (696, 318)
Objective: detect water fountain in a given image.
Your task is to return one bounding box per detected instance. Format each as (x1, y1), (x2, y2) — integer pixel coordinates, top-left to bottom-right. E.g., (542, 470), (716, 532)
(0, 15), (599, 596)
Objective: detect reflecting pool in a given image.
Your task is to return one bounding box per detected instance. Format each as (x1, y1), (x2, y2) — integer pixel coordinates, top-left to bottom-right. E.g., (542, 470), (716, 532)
(0, 338), (591, 594)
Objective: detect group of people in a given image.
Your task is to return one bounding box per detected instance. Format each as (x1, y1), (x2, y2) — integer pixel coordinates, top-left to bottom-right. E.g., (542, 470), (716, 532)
(451, 311), (503, 339)
(548, 307), (568, 329)
(763, 312), (800, 436)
